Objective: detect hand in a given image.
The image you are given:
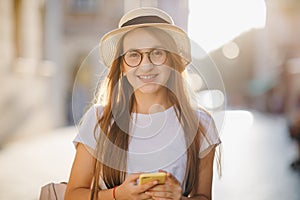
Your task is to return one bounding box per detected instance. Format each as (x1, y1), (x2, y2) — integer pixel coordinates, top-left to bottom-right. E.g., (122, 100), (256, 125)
(116, 173), (158, 200)
(145, 170), (182, 200)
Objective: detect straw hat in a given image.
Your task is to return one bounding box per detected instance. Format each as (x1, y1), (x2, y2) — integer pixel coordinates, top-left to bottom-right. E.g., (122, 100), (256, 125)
(99, 7), (191, 68)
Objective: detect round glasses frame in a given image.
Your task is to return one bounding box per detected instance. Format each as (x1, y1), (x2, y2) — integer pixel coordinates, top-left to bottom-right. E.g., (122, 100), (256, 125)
(122, 48), (168, 68)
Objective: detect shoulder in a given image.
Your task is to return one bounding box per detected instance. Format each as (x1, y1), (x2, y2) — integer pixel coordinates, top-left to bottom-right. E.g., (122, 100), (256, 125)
(77, 103), (105, 134)
(88, 103), (104, 115)
(195, 107), (221, 158)
(194, 107), (214, 129)
(81, 104), (105, 122)
(73, 104), (105, 150)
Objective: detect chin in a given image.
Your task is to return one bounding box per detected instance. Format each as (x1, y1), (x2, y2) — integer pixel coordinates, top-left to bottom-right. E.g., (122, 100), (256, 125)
(136, 83), (162, 94)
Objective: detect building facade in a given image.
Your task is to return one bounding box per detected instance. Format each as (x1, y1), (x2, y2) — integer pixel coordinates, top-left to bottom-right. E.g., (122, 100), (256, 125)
(0, 0), (189, 144)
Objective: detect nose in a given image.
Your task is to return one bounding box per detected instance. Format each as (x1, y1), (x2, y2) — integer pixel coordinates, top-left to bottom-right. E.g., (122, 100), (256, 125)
(140, 52), (151, 65)
(139, 53), (154, 71)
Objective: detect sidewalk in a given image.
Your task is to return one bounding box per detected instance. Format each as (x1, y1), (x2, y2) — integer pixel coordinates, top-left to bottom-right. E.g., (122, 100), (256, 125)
(0, 126), (77, 200)
(214, 110), (300, 200)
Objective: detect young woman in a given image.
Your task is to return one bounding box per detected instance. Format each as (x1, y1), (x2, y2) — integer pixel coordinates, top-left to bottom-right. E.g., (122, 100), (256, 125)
(65, 7), (221, 200)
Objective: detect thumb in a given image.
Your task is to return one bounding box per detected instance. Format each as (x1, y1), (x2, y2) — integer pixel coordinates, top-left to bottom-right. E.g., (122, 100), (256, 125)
(126, 173), (142, 182)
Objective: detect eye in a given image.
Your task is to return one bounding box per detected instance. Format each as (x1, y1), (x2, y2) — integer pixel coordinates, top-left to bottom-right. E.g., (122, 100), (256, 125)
(151, 49), (166, 57)
(126, 51), (140, 58)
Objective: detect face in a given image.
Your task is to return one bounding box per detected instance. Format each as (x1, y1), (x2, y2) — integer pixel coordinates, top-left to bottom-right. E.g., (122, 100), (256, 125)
(122, 28), (172, 94)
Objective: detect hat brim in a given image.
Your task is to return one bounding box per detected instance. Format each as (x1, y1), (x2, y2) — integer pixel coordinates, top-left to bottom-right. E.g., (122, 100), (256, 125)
(99, 23), (191, 68)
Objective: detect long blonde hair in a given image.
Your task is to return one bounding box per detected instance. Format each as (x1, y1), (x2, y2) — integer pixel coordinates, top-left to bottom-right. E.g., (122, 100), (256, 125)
(90, 27), (209, 198)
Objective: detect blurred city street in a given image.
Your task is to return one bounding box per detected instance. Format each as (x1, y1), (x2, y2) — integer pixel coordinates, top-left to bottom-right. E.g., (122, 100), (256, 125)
(1, 0), (300, 200)
(0, 110), (299, 200)
(214, 110), (300, 200)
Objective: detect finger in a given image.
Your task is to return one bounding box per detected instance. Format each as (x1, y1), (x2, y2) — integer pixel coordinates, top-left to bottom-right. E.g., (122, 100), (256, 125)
(145, 191), (172, 199)
(150, 183), (182, 195)
(126, 173), (142, 182)
(147, 184), (165, 192)
(158, 169), (168, 174)
(158, 169), (174, 181)
(138, 180), (159, 193)
(157, 169), (173, 183)
(165, 173), (180, 185)
(139, 192), (154, 200)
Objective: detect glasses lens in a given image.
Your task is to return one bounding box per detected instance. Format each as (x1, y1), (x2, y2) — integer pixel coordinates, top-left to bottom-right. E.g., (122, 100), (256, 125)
(124, 50), (141, 67)
(123, 49), (168, 67)
(150, 49), (167, 65)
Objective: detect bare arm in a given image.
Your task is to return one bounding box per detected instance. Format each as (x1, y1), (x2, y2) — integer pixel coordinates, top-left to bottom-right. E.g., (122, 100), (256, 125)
(65, 143), (96, 200)
(65, 143), (120, 200)
(183, 147), (216, 200)
(65, 143), (159, 200)
(145, 146), (216, 200)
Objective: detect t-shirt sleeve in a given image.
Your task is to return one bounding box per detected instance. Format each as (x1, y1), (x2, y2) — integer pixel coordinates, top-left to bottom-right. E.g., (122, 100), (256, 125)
(196, 109), (221, 158)
(73, 104), (103, 150)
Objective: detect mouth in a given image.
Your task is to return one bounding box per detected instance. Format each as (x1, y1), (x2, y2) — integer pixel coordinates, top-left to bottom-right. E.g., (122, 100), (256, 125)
(137, 74), (159, 83)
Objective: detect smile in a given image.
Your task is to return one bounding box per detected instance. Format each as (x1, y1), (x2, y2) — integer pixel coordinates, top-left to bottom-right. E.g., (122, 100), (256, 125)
(137, 74), (158, 80)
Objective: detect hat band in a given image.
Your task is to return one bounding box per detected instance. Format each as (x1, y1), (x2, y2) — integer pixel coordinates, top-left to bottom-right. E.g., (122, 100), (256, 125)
(121, 16), (170, 27)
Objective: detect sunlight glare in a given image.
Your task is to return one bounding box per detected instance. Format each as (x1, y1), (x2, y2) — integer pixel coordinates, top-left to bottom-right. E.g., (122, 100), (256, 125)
(222, 41), (240, 59)
(213, 110), (254, 135)
(188, 0), (266, 52)
(197, 89), (225, 109)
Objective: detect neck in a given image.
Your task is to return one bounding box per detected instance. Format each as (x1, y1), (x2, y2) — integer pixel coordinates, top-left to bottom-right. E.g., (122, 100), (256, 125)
(133, 88), (172, 114)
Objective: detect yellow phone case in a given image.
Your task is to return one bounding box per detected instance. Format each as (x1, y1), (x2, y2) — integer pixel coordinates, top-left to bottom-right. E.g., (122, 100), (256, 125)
(139, 172), (166, 185)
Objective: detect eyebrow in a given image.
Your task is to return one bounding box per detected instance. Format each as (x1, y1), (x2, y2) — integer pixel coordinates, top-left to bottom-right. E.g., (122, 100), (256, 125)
(123, 46), (166, 53)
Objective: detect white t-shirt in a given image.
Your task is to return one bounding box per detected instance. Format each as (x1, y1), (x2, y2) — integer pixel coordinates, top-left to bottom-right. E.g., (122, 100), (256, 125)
(73, 104), (220, 190)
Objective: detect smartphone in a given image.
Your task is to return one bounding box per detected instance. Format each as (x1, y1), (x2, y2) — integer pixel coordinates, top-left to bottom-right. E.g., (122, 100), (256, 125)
(139, 172), (166, 185)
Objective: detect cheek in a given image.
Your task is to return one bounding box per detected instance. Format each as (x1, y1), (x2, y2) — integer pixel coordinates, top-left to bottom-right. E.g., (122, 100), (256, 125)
(122, 61), (131, 74)
(161, 68), (172, 83)
(124, 69), (137, 87)
(121, 62), (136, 87)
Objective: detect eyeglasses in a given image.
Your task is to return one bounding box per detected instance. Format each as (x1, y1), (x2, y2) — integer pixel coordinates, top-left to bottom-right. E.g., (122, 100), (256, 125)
(123, 48), (168, 68)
